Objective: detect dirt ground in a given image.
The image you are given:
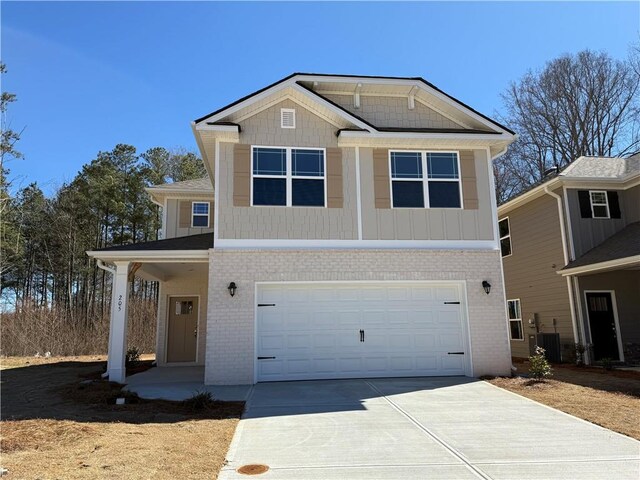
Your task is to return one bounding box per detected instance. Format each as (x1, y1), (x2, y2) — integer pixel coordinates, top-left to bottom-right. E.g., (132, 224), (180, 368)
(489, 364), (640, 441)
(0, 355), (244, 480)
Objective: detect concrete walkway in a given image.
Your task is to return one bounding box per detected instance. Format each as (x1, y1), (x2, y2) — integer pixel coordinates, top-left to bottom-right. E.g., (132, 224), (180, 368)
(124, 366), (251, 402)
(219, 377), (640, 480)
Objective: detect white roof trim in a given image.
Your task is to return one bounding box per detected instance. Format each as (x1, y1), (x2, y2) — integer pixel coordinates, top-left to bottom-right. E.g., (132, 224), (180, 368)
(194, 124), (240, 132)
(86, 250), (210, 262)
(338, 130), (512, 141)
(559, 255), (640, 276)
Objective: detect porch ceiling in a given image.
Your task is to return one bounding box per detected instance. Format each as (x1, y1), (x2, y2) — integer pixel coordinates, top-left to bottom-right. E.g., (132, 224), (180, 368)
(136, 262), (208, 282)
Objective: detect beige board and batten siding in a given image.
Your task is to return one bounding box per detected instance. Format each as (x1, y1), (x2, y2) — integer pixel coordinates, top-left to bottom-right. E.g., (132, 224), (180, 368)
(359, 148), (492, 240)
(567, 184), (640, 258)
(322, 94), (463, 130)
(216, 98), (358, 240)
(156, 268), (209, 366)
(501, 191), (573, 358)
(164, 198), (214, 239)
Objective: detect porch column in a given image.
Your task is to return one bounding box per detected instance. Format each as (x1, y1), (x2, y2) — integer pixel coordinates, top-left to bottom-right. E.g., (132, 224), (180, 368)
(108, 261), (131, 383)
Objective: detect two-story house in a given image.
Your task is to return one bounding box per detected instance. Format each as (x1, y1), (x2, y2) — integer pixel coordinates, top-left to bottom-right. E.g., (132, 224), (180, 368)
(498, 154), (640, 365)
(88, 73), (516, 385)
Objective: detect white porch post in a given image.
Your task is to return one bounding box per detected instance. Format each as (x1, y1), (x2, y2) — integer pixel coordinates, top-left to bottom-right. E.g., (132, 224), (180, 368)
(108, 261), (131, 383)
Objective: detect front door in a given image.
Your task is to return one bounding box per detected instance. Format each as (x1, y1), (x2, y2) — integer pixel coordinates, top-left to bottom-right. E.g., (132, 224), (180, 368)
(167, 296), (198, 363)
(585, 292), (620, 362)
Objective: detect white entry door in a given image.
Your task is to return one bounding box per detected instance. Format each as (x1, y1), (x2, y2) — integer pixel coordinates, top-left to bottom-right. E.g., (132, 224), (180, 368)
(256, 282), (469, 382)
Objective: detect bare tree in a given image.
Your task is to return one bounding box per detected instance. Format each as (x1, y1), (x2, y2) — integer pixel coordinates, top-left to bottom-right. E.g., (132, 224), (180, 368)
(496, 49), (640, 202)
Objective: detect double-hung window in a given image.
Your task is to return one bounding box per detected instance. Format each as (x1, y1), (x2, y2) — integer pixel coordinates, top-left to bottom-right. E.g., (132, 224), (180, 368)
(589, 191), (610, 218)
(390, 151), (462, 208)
(499, 217), (512, 257)
(191, 202), (209, 227)
(252, 146), (325, 207)
(507, 299), (523, 340)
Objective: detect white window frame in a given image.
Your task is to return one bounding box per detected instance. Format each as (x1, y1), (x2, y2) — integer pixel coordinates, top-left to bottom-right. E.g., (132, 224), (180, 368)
(250, 145), (327, 208)
(498, 216), (512, 258)
(589, 190), (610, 219)
(389, 150), (463, 209)
(280, 108), (296, 129)
(191, 201), (210, 228)
(507, 298), (524, 341)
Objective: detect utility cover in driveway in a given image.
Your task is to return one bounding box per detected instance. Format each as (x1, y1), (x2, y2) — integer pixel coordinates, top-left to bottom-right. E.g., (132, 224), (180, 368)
(256, 282), (468, 381)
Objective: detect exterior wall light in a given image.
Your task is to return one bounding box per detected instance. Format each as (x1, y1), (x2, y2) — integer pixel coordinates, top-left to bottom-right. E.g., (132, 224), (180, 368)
(227, 282), (237, 297)
(482, 281), (491, 295)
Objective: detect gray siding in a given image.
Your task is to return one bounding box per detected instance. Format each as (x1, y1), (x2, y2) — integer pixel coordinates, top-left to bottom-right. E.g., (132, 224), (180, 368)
(567, 185), (639, 258)
(501, 192), (573, 358)
(165, 198), (214, 239)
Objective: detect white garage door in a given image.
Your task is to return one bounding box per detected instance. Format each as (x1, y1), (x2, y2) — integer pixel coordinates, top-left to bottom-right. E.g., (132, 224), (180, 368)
(256, 282), (469, 382)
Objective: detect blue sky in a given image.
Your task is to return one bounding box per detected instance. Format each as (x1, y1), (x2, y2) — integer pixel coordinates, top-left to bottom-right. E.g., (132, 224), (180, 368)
(2, 1), (638, 195)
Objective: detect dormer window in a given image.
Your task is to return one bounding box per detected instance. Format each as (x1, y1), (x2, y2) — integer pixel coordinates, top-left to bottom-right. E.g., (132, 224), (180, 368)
(280, 108), (296, 129)
(191, 202), (210, 227)
(589, 191), (610, 219)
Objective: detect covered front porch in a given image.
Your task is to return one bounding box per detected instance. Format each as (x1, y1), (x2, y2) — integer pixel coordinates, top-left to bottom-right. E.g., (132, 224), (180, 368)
(87, 233), (213, 384)
(560, 222), (640, 365)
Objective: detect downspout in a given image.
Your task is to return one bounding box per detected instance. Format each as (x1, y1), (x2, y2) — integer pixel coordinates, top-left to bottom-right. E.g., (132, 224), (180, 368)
(543, 186), (581, 348)
(96, 260), (116, 378)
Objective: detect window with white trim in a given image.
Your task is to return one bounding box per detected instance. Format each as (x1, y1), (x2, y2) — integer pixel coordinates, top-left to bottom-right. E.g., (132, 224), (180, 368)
(280, 108), (296, 129)
(252, 146), (325, 207)
(499, 217), (512, 257)
(507, 299), (523, 340)
(390, 151), (462, 209)
(589, 190), (610, 218)
(191, 202), (209, 227)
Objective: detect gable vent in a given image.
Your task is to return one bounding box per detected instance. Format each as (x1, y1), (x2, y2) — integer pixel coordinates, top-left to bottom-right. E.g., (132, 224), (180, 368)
(280, 108), (296, 129)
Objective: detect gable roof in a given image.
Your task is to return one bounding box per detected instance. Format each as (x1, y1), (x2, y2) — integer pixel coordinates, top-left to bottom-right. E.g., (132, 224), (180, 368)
(148, 176), (213, 192)
(193, 72), (515, 135)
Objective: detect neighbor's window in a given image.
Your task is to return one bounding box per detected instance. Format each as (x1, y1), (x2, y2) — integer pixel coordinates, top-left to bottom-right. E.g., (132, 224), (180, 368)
(252, 146), (325, 207)
(191, 202), (209, 227)
(499, 217), (512, 257)
(390, 151), (461, 208)
(589, 190), (610, 218)
(507, 299), (523, 340)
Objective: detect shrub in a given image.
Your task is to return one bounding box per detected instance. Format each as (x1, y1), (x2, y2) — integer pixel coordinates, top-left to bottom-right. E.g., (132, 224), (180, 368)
(529, 346), (553, 380)
(126, 347), (141, 368)
(600, 357), (615, 371)
(183, 391), (215, 411)
(574, 343), (590, 366)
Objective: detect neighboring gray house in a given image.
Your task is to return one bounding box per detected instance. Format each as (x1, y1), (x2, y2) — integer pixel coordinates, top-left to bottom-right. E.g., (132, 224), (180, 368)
(498, 154), (640, 364)
(88, 73), (516, 385)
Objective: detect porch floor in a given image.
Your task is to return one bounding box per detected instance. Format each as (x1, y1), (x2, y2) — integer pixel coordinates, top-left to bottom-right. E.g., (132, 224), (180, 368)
(124, 366), (252, 402)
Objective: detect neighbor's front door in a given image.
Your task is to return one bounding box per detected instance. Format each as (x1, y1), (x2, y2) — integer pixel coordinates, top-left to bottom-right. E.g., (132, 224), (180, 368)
(585, 292), (620, 362)
(167, 296), (198, 363)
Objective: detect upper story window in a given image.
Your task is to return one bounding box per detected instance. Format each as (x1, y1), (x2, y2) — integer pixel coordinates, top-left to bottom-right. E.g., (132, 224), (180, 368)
(507, 299), (523, 341)
(589, 190), (610, 218)
(252, 146), (325, 207)
(390, 151), (461, 209)
(280, 108), (296, 129)
(498, 217), (512, 257)
(191, 202), (209, 227)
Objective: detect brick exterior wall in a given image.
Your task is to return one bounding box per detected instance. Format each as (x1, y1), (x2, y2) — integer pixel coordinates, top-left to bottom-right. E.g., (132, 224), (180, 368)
(205, 248), (511, 385)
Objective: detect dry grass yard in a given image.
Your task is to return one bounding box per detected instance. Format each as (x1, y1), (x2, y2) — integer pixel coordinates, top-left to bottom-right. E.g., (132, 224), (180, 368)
(489, 365), (640, 441)
(0, 356), (244, 480)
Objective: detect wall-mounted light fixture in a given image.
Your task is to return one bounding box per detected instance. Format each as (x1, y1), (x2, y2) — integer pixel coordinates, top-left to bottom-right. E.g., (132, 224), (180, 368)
(482, 280), (491, 295)
(227, 282), (237, 297)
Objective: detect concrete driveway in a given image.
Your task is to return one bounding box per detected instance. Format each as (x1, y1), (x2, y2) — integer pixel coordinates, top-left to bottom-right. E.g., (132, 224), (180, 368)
(218, 377), (640, 480)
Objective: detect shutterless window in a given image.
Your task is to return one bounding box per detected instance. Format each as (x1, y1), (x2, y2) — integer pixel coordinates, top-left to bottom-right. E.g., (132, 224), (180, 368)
(499, 218), (512, 257)
(589, 191), (610, 218)
(252, 147), (325, 207)
(191, 202), (209, 227)
(507, 299), (523, 340)
(390, 151), (461, 208)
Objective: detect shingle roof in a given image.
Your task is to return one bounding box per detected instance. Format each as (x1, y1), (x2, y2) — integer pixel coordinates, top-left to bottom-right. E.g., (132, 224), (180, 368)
(561, 155), (640, 180)
(149, 177), (213, 191)
(562, 222), (640, 270)
(94, 233), (213, 252)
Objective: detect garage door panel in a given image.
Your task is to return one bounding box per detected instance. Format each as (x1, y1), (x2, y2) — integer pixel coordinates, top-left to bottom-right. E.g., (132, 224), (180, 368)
(257, 283), (468, 381)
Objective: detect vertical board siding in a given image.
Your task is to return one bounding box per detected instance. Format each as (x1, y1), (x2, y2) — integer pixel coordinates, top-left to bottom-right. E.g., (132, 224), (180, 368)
(233, 144), (251, 207)
(326, 147), (343, 208)
(178, 200), (191, 228)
